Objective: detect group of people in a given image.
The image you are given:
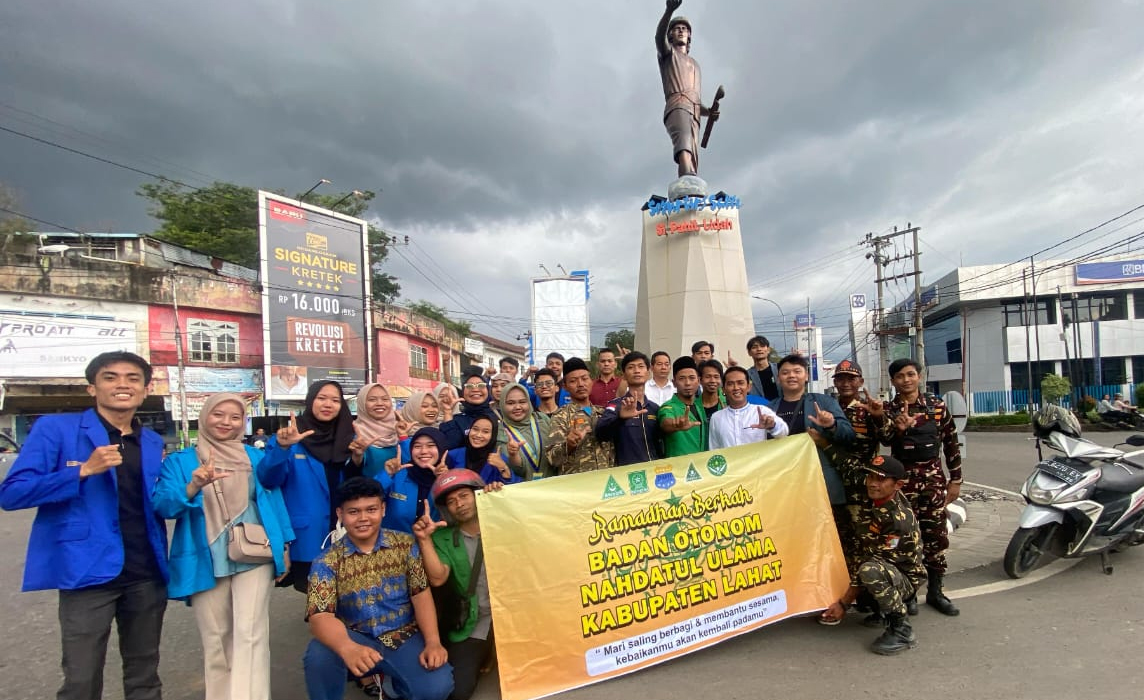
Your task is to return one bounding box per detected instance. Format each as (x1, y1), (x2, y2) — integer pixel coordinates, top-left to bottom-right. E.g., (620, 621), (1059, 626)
(1096, 392), (1141, 428)
(0, 337), (965, 700)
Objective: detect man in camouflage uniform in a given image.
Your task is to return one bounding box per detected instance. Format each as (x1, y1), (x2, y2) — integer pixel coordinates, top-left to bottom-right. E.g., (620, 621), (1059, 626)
(818, 455), (925, 655)
(820, 361), (894, 577)
(883, 358), (962, 616)
(545, 357), (616, 475)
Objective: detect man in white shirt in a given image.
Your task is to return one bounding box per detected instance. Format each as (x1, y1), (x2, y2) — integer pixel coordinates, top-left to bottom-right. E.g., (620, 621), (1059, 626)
(644, 351), (676, 406)
(709, 366), (788, 449)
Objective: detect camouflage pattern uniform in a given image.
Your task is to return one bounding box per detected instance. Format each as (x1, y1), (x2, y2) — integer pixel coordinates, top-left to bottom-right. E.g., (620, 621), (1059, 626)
(823, 400), (893, 570)
(883, 394), (962, 574)
(544, 402), (616, 475)
(852, 491), (926, 616)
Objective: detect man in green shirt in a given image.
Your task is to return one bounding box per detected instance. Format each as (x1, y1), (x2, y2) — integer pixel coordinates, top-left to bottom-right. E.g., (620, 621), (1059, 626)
(658, 356), (707, 457)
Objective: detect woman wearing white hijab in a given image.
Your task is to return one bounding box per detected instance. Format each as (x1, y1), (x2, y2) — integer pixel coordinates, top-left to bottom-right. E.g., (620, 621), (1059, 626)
(349, 383), (400, 478)
(153, 393), (293, 700)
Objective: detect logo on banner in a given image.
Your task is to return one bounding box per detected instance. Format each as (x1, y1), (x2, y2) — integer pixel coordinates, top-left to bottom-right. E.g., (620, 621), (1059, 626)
(654, 465), (676, 490)
(707, 454), (728, 477)
(601, 476), (625, 500)
(627, 470), (649, 495)
(268, 201), (305, 222)
(685, 463), (703, 482)
(304, 232), (329, 252)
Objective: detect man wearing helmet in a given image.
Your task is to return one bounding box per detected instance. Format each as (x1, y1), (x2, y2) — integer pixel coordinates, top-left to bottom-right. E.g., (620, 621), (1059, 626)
(656, 0), (718, 177)
(413, 471), (503, 700)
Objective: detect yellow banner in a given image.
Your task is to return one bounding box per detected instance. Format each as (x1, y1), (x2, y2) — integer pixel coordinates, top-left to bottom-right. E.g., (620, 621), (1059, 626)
(478, 434), (849, 700)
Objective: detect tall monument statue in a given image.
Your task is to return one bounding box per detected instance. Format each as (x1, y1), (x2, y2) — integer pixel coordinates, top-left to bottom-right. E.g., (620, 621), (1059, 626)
(657, 0), (721, 192)
(637, 0), (754, 360)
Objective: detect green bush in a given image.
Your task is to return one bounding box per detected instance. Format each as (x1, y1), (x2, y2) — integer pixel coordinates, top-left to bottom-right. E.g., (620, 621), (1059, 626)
(967, 414), (1032, 427)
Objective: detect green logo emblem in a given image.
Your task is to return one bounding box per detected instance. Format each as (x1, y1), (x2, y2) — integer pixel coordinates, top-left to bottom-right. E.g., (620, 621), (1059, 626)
(602, 476), (625, 500)
(628, 470), (650, 494)
(685, 463), (703, 482)
(706, 454), (728, 477)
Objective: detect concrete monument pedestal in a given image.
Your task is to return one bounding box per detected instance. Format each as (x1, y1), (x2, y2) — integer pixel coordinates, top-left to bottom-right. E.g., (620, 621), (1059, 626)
(635, 194), (755, 358)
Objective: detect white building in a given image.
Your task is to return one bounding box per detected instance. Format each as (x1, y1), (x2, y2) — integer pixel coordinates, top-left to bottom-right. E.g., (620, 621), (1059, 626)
(849, 253), (1144, 413)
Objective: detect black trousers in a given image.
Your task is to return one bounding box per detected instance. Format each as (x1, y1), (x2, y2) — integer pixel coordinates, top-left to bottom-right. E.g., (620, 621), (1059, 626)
(57, 578), (167, 700)
(445, 634), (494, 700)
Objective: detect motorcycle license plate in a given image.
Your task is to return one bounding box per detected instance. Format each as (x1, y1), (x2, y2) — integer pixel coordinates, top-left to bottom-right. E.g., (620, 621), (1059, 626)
(1037, 459), (1087, 485)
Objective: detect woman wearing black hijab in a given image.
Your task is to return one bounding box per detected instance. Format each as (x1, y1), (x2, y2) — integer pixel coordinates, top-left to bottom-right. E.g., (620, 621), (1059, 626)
(256, 380), (357, 593)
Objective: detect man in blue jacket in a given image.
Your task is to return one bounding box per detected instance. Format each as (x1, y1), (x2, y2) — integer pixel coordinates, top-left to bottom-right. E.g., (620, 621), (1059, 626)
(0, 351), (169, 700)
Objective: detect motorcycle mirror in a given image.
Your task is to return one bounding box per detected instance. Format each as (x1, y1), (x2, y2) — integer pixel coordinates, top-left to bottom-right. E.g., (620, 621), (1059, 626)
(1125, 435), (1144, 447)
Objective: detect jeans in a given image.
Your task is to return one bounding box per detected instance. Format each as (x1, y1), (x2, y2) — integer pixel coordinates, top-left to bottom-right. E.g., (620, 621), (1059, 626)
(57, 578), (168, 700)
(303, 630), (453, 700)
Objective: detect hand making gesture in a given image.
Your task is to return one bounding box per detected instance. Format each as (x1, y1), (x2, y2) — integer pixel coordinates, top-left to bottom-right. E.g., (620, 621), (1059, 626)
(893, 409), (918, 434)
(79, 443), (124, 479)
(618, 396), (647, 420)
(411, 499), (448, 542)
(726, 350), (738, 367)
(276, 411), (314, 447)
(806, 401), (836, 430)
(487, 452), (513, 480)
(505, 436), (523, 465)
(348, 424), (377, 465)
(857, 389), (886, 419)
(565, 419), (590, 451)
(187, 448), (229, 498)
(747, 406), (775, 431)
(662, 413), (702, 433)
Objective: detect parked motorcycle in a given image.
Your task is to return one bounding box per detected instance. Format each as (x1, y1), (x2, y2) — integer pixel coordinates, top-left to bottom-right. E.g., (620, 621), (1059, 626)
(1004, 404), (1144, 578)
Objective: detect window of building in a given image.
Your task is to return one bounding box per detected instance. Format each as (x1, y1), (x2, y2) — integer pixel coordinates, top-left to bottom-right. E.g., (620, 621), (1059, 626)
(410, 344), (429, 371)
(1009, 361), (1057, 391)
(1132, 356), (1144, 385)
(1062, 292), (1127, 324)
(1134, 293), (1144, 320)
(1001, 299), (1056, 327)
(923, 314), (961, 366)
(1099, 357), (1127, 385)
(187, 319), (237, 364)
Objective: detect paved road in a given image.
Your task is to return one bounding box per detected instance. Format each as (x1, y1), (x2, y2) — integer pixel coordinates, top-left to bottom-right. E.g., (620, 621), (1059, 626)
(2, 430), (1141, 699)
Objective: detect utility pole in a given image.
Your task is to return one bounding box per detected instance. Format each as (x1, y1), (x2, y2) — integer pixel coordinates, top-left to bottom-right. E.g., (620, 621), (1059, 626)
(171, 275), (190, 449)
(864, 224), (923, 397)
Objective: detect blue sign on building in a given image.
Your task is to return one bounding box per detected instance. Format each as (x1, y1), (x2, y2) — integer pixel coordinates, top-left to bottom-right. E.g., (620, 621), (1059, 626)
(1075, 260), (1144, 284)
(794, 313), (816, 329)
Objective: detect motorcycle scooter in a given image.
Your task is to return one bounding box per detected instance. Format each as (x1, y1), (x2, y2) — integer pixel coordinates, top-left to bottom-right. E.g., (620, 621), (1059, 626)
(1004, 405), (1144, 578)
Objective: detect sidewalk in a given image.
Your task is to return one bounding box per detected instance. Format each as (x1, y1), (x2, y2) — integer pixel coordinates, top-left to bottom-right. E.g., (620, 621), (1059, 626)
(946, 486), (1025, 575)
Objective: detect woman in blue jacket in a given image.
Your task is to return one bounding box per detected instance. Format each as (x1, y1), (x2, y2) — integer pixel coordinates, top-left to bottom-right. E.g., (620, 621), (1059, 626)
(446, 414), (521, 486)
(377, 425), (451, 533)
(256, 380), (356, 593)
(153, 393), (293, 700)
(349, 383), (400, 478)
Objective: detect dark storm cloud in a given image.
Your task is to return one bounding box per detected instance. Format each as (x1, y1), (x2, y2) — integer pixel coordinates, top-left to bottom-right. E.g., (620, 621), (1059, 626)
(2, 1), (1143, 350)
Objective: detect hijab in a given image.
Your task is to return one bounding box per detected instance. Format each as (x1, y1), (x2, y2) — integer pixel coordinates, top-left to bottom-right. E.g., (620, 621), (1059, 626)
(408, 426), (448, 505)
(434, 382), (459, 419)
(497, 382), (551, 479)
(401, 390), (437, 433)
(462, 414), (499, 472)
(354, 383), (399, 447)
(295, 380), (355, 466)
(196, 393), (252, 544)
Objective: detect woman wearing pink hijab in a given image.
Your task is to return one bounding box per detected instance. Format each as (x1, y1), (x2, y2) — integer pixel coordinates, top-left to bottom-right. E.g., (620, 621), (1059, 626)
(348, 383), (400, 479)
(154, 393), (294, 700)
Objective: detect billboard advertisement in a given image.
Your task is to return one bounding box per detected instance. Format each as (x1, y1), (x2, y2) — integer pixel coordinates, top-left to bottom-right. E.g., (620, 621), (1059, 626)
(0, 313), (136, 378)
(258, 192), (371, 400)
(530, 275), (590, 365)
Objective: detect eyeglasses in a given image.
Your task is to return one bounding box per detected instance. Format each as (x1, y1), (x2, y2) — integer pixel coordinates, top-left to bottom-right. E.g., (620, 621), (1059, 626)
(463, 383), (486, 390)
(534, 381), (556, 388)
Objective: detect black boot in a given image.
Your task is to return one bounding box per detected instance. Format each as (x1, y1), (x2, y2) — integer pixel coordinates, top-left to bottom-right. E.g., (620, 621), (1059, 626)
(861, 612), (885, 628)
(870, 614), (917, 655)
(926, 570), (960, 616)
(905, 592), (918, 616)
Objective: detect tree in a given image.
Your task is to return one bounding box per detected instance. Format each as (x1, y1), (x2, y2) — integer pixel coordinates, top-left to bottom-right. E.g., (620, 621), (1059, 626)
(1040, 373), (1071, 405)
(138, 180), (400, 303)
(408, 300), (472, 337)
(603, 329), (636, 354)
(0, 183), (30, 253)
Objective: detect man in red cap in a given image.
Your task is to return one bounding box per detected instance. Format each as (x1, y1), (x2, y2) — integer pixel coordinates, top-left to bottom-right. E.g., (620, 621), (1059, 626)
(413, 470), (503, 700)
(817, 455), (925, 655)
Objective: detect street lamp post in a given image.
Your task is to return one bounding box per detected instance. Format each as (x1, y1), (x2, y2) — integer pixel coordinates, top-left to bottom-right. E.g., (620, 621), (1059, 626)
(752, 296), (787, 354)
(299, 178), (331, 202)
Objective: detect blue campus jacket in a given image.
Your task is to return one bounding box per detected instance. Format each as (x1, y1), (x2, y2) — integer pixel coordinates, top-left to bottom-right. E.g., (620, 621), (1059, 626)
(256, 438), (335, 562)
(768, 392), (855, 504)
(375, 465), (443, 534)
(0, 409), (170, 591)
(154, 445), (295, 600)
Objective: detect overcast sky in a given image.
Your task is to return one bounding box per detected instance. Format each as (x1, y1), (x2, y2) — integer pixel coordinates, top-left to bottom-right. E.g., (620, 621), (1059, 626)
(3, 0), (1144, 359)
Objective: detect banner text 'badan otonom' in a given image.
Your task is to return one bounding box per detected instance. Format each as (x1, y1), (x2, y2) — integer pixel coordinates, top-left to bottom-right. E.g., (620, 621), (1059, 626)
(478, 435), (850, 700)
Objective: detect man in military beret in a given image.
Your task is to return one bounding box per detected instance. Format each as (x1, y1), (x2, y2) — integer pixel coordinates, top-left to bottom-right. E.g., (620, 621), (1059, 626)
(817, 455), (926, 655)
